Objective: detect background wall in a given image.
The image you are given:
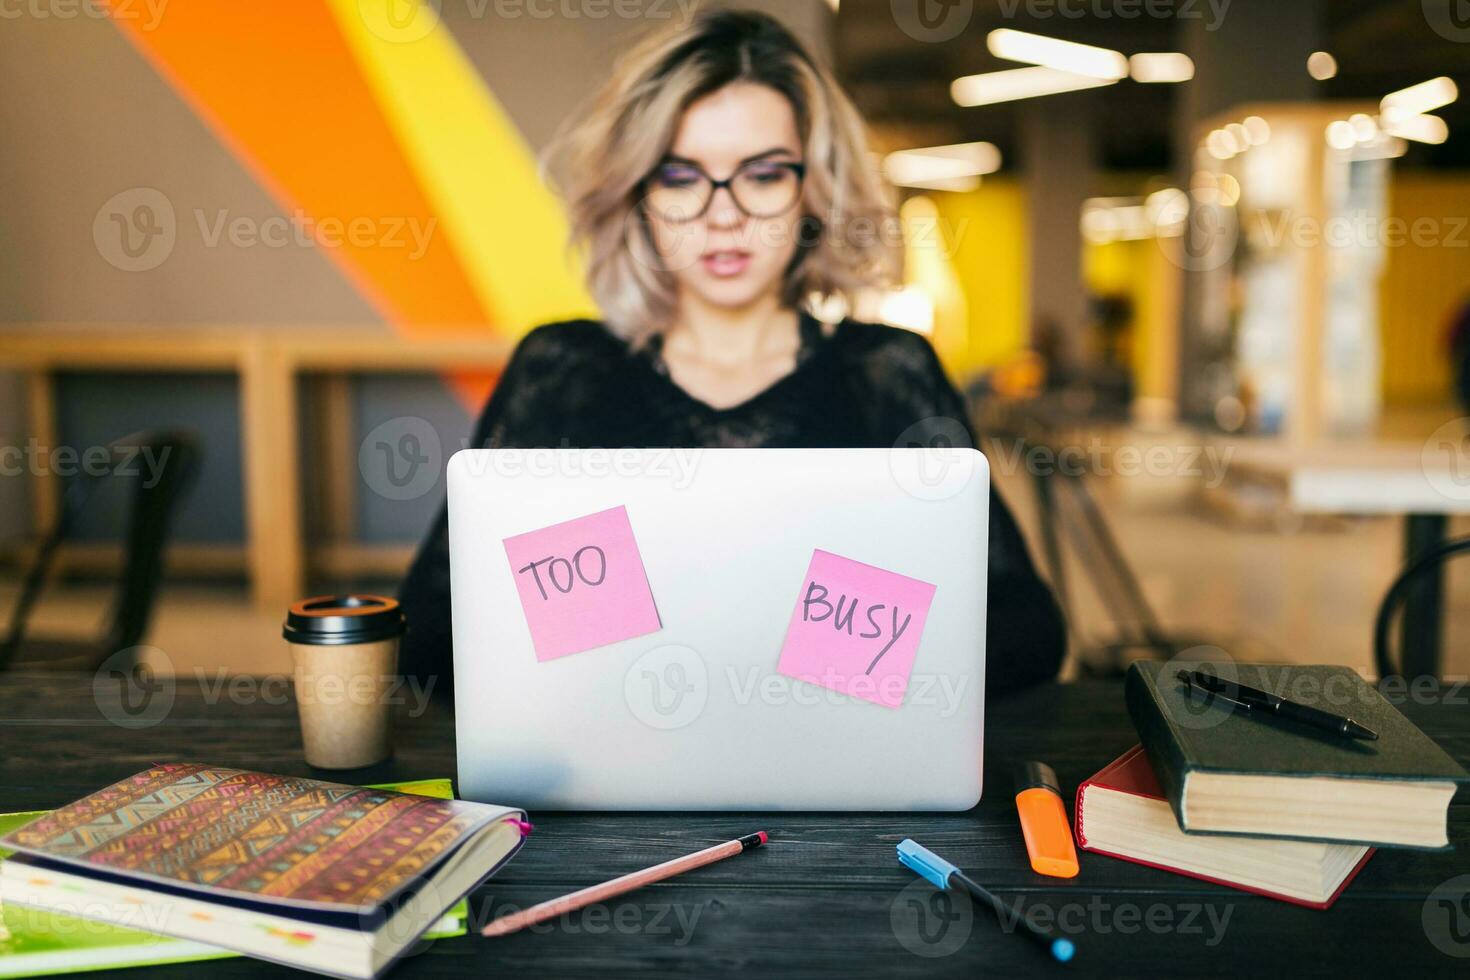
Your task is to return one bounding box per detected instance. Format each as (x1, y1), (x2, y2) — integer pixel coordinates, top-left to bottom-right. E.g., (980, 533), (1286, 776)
(931, 180), (1030, 379)
(0, 0), (831, 559)
(1378, 173), (1470, 406)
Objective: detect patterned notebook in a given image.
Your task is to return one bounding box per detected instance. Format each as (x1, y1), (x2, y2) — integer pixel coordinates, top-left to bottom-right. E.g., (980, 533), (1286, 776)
(0, 764), (520, 913)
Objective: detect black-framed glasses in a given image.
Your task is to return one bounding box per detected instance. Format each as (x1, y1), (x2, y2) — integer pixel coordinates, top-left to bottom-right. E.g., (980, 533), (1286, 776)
(643, 159), (806, 222)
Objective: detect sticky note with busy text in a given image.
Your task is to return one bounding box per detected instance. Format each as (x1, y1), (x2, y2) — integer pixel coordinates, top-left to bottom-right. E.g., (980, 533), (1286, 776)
(775, 549), (936, 708)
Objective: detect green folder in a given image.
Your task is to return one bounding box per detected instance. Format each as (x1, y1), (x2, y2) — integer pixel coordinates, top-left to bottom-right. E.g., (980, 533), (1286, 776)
(0, 779), (468, 978)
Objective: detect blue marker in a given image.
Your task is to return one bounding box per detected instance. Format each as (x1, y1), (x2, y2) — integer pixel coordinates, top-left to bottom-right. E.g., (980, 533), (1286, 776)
(897, 838), (1076, 964)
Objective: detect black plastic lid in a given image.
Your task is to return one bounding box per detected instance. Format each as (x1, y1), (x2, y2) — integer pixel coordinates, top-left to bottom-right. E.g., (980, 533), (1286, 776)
(283, 595), (405, 646)
(1014, 760), (1061, 795)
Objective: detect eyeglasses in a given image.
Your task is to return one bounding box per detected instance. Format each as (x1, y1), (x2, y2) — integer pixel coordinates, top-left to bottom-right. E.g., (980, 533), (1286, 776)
(643, 159), (806, 223)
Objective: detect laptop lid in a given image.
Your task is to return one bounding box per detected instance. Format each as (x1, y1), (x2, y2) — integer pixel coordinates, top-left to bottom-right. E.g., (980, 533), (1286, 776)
(448, 447), (988, 810)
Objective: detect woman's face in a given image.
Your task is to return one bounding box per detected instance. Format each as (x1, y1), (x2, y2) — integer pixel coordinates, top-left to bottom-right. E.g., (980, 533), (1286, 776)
(643, 82), (804, 315)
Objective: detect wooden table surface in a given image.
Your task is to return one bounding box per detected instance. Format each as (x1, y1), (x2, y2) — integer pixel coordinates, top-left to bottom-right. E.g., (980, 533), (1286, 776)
(2, 673), (1467, 978)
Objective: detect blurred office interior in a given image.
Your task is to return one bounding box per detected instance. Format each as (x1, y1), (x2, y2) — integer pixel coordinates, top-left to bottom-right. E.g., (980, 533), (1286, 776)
(2, 0), (1469, 682)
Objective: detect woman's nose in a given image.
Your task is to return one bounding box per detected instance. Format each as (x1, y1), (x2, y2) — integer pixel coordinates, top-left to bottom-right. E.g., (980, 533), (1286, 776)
(705, 185), (744, 229)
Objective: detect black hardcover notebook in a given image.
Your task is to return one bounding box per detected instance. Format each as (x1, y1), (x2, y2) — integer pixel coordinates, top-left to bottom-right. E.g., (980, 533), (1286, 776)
(1126, 661), (1467, 849)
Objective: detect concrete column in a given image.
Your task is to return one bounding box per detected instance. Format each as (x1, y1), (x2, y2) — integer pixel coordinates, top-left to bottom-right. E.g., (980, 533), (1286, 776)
(1022, 93), (1098, 373)
(1173, 0), (1325, 423)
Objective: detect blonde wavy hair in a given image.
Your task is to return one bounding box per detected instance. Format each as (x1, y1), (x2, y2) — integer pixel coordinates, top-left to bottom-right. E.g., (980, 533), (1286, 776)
(545, 7), (899, 341)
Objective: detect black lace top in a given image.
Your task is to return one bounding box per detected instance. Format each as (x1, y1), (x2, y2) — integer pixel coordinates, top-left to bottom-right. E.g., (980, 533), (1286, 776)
(399, 312), (1065, 700)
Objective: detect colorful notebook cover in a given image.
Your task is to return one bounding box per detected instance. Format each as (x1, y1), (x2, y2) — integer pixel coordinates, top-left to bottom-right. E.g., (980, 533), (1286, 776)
(0, 765), (513, 914)
(0, 780), (467, 979)
(1075, 745), (1373, 909)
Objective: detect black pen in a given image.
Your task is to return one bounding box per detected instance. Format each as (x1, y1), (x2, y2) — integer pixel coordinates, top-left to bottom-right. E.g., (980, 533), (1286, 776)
(1178, 669), (1378, 740)
(897, 838), (1076, 963)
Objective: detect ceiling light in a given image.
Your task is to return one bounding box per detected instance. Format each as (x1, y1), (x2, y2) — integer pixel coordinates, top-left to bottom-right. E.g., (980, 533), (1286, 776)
(1382, 113), (1449, 144)
(1080, 200), (1151, 243)
(1348, 113), (1377, 141)
(1216, 173), (1241, 207)
(1325, 120), (1356, 150)
(1382, 76), (1459, 117)
(952, 66), (1115, 107)
(884, 141), (1002, 190)
(1145, 188), (1188, 236)
(1307, 51), (1338, 81)
(987, 29), (1128, 80)
(1205, 128), (1235, 160)
(1129, 52), (1194, 83)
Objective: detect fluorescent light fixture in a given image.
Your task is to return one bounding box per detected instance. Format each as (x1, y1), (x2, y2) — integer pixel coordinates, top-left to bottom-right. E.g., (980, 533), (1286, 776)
(891, 174), (981, 193)
(1381, 76), (1459, 116)
(884, 141), (1002, 190)
(1348, 113), (1378, 141)
(1307, 51), (1337, 81)
(1382, 112), (1448, 144)
(952, 66), (1114, 107)
(1325, 120), (1356, 150)
(1145, 188), (1188, 236)
(1204, 128), (1235, 160)
(1374, 137), (1409, 159)
(987, 29), (1127, 80)
(1129, 52), (1194, 83)
(1216, 174), (1241, 207)
(1080, 198), (1151, 243)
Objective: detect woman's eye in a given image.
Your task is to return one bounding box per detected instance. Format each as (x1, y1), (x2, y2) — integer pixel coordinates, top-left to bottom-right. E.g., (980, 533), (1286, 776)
(654, 167), (701, 187)
(742, 166), (786, 184)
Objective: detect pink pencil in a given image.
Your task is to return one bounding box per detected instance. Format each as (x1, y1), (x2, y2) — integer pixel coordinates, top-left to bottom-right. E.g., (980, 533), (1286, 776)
(481, 832), (769, 937)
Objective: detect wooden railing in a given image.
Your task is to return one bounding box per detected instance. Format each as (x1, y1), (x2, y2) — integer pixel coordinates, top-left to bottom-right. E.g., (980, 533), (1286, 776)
(0, 325), (513, 609)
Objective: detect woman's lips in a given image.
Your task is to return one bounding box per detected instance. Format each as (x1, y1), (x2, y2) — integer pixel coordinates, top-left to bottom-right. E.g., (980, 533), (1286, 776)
(701, 249), (751, 277)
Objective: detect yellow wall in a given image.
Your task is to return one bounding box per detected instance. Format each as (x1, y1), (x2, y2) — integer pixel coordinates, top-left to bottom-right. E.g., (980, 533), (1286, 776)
(1082, 236), (1142, 361)
(1082, 236), (1180, 404)
(925, 170), (1470, 408)
(929, 179), (1030, 379)
(1379, 173), (1470, 405)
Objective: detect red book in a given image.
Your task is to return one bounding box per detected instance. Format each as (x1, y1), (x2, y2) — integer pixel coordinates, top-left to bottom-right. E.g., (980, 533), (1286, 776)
(1075, 746), (1373, 909)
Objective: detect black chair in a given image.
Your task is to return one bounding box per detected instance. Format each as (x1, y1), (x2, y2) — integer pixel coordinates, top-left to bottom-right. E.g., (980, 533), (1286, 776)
(0, 430), (199, 671)
(984, 426), (1275, 676)
(1374, 535), (1470, 682)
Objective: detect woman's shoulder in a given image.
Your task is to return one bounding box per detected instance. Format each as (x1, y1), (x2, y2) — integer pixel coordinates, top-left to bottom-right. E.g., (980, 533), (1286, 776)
(828, 317), (945, 376)
(511, 318), (628, 362)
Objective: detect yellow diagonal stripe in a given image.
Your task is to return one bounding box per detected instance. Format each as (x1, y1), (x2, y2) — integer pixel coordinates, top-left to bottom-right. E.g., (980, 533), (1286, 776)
(328, 0), (596, 338)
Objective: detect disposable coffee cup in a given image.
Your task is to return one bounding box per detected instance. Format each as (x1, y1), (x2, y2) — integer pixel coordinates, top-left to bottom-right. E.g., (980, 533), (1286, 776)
(282, 595), (406, 769)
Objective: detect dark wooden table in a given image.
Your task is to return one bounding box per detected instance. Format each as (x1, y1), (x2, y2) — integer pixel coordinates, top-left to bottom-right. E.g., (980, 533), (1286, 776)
(2, 673), (1467, 978)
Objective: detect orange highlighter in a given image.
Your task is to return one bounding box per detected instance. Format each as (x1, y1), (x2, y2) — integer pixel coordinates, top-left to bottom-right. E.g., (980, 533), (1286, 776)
(1015, 761), (1080, 878)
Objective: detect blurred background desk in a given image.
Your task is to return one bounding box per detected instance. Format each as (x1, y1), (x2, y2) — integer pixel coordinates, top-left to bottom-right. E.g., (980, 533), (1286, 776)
(1226, 439), (1470, 680)
(0, 326), (511, 610)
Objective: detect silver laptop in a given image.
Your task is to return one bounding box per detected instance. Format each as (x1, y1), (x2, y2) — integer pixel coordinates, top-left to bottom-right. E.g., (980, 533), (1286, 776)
(448, 447), (988, 810)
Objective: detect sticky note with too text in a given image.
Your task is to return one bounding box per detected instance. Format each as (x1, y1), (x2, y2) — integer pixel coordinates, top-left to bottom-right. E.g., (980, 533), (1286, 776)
(502, 505), (661, 661)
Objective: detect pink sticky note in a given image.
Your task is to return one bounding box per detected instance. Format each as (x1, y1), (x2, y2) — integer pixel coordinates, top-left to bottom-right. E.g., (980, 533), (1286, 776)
(775, 549), (937, 708)
(502, 505), (661, 661)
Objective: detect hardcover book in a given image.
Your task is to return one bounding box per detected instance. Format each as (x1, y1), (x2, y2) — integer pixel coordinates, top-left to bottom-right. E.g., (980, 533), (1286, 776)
(1075, 745), (1373, 908)
(1125, 661), (1466, 849)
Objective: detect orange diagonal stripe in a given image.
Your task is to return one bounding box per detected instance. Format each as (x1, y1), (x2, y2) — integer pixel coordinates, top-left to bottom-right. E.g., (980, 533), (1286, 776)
(103, 0), (500, 404)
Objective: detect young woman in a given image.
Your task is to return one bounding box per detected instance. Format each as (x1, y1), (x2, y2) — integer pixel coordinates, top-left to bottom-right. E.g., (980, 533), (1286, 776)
(399, 9), (1064, 701)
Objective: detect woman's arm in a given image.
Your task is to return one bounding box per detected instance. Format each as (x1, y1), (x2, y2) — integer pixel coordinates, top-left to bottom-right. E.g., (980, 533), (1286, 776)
(878, 329), (1068, 700)
(396, 324), (578, 700)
